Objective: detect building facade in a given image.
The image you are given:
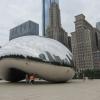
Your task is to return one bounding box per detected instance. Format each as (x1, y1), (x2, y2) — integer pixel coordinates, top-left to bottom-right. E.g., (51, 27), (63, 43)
(71, 14), (100, 71)
(95, 25), (100, 50)
(96, 22), (100, 31)
(93, 51), (100, 69)
(42, 0), (59, 36)
(68, 36), (72, 51)
(9, 21), (39, 40)
(46, 1), (69, 48)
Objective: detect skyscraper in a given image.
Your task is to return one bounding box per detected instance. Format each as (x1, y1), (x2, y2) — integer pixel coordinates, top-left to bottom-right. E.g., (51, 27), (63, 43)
(46, 1), (69, 48)
(9, 20), (39, 40)
(96, 22), (100, 31)
(71, 14), (100, 71)
(42, 0), (59, 36)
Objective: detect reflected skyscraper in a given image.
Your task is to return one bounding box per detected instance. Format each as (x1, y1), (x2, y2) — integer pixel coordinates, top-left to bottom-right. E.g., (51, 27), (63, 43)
(42, 0), (59, 36)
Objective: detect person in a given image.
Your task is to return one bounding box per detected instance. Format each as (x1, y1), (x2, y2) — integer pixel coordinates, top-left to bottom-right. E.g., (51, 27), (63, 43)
(29, 73), (35, 84)
(25, 74), (29, 84)
(83, 73), (85, 81)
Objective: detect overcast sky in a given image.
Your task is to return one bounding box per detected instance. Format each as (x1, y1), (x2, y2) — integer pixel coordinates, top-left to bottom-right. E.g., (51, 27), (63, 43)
(0, 0), (100, 46)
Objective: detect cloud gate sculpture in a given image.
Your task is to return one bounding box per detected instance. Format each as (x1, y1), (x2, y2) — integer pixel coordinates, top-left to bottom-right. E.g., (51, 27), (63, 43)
(0, 36), (75, 82)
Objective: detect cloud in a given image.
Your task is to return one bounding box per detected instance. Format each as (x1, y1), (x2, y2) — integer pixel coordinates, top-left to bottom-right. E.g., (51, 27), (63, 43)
(0, 0), (100, 45)
(60, 0), (100, 33)
(0, 0), (42, 46)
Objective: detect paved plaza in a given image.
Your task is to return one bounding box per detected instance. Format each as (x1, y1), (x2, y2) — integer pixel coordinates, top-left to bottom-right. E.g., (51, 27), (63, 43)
(0, 80), (100, 100)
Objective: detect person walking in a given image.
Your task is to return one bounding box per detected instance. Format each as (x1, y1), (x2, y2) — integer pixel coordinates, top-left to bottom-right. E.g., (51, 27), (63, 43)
(25, 74), (29, 84)
(29, 73), (35, 84)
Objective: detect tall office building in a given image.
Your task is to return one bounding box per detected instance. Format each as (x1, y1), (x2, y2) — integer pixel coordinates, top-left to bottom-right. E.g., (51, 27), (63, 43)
(42, 0), (59, 36)
(46, 1), (69, 48)
(96, 22), (100, 31)
(9, 20), (39, 40)
(68, 36), (72, 51)
(71, 14), (100, 71)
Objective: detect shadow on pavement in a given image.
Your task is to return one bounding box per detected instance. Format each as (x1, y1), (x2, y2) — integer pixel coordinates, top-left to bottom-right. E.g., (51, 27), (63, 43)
(0, 80), (76, 86)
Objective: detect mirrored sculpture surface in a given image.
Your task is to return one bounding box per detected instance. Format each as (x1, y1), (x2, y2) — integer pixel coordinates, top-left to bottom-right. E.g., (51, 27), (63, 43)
(0, 36), (75, 82)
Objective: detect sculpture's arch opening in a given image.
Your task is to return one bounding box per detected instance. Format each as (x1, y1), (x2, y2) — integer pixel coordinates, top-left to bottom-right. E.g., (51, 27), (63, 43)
(5, 68), (26, 82)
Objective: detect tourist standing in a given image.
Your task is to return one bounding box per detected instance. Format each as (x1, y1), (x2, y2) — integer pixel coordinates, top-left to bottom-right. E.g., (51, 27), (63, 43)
(25, 74), (29, 84)
(29, 73), (35, 84)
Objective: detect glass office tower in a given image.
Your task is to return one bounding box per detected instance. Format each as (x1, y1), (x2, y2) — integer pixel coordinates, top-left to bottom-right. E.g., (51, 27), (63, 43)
(42, 0), (59, 36)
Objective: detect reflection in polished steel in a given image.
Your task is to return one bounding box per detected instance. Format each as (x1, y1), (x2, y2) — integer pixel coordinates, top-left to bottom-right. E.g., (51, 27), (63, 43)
(0, 36), (75, 82)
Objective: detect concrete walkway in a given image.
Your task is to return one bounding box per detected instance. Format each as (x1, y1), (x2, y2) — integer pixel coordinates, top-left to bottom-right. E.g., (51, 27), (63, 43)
(0, 80), (99, 100)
